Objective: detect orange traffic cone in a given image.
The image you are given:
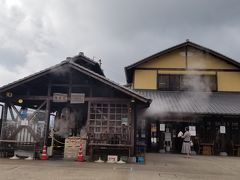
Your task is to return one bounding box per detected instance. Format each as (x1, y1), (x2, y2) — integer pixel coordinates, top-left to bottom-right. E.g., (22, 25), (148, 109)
(40, 144), (48, 160)
(76, 144), (84, 162)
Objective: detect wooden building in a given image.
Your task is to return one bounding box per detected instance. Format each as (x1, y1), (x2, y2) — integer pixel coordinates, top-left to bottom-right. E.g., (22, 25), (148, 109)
(0, 53), (150, 159)
(125, 41), (240, 155)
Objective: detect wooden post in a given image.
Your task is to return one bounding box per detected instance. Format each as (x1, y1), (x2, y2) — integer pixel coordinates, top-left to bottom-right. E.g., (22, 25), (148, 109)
(130, 100), (136, 156)
(0, 104), (4, 137)
(238, 120), (240, 144)
(44, 79), (52, 144)
(68, 71), (73, 96)
(44, 99), (51, 144)
(0, 102), (8, 139)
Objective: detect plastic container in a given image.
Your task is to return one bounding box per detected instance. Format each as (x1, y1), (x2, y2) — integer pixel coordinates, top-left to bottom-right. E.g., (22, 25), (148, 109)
(136, 156), (145, 164)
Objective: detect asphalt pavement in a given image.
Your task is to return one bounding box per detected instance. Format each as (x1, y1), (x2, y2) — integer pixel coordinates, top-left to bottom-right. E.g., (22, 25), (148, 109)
(0, 153), (240, 180)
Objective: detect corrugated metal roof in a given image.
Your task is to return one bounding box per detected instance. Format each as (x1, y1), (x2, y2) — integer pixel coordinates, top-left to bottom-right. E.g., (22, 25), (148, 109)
(135, 90), (240, 115)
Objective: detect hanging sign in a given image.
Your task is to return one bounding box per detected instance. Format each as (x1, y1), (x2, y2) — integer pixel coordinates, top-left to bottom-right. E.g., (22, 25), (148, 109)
(220, 126), (226, 134)
(53, 93), (68, 102)
(70, 93), (85, 104)
(189, 126), (196, 136)
(160, 124), (165, 131)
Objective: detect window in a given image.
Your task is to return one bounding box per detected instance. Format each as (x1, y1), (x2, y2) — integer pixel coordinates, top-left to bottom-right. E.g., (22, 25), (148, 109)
(88, 102), (131, 144)
(180, 75), (216, 91)
(158, 75), (180, 91)
(158, 74), (217, 91)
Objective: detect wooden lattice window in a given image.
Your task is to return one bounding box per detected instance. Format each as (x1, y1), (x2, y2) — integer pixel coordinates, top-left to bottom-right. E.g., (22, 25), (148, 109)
(87, 102), (131, 144)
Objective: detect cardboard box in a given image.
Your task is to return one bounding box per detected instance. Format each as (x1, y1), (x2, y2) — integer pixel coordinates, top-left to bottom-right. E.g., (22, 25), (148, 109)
(64, 137), (87, 160)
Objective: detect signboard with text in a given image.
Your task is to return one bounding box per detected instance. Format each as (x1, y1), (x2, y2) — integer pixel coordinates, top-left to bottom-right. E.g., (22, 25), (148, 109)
(220, 126), (226, 134)
(70, 93), (85, 104)
(189, 126), (196, 136)
(53, 93), (68, 102)
(160, 124), (165, 131)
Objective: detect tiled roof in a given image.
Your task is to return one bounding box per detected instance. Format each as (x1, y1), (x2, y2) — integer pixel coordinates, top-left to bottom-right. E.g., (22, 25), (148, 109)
(135, 90), (240, 115)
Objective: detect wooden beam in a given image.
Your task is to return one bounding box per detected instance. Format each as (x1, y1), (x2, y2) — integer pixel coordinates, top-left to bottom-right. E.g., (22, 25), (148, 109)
(52, 84), (93, 87)
(11, 96), (50, 101)
(2, 103), (8, 122)
(86, 97), (130, 102)
(9, 102), (24, 121)
(8, 106), (15, 121)
(135, 67), (240, 72)
(11, 96), (131, 102)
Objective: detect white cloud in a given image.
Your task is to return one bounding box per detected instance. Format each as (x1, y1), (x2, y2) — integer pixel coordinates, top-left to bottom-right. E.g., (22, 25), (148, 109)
(0, 65), (19, 85)
(0, 0), (240, 86)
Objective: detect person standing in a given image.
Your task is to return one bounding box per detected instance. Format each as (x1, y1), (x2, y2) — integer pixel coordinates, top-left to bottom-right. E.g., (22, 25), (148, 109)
(181, 127), (191, 158)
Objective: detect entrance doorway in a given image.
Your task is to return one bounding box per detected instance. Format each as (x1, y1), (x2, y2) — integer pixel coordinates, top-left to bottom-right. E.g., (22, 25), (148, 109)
(147, 121), (190, 153)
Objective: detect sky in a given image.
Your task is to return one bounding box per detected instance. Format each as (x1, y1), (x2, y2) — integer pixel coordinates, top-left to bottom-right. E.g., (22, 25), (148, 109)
(1, 0), (240, 86)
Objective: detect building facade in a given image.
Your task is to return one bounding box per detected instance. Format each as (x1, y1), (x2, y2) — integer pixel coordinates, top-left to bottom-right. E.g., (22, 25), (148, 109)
(125, 41), (240, 155)
(1, 41), (240, 158)
(0, 53), (150, 159)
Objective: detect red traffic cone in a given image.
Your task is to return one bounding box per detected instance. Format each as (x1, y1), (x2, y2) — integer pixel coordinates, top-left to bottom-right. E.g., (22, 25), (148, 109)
(76, 144), (84, 162)
(40, 144), (48, 160)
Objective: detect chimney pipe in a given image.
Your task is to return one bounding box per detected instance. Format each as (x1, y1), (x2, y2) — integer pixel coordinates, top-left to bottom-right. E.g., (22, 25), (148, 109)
(66, 57), (72, 61)
(79, 52), (84, 56)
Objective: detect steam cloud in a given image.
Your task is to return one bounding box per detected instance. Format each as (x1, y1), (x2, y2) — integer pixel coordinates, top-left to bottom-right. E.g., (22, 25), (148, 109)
(54, 107), (76, 138)
(142, 49), (214, 118)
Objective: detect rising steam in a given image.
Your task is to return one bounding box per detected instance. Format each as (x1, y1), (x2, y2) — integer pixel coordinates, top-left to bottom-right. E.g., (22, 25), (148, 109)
(141, 49), (214, 118)
(54, 107), (76, 138)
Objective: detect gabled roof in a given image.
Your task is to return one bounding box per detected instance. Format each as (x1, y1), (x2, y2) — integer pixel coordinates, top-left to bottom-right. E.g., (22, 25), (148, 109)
(0, 57), (151, 104)
(70, 53), (104, 76)
(125, 41), (240, 83)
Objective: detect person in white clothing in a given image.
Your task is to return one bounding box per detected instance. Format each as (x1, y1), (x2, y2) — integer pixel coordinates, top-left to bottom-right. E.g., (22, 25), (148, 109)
(181, 127), (191, 158)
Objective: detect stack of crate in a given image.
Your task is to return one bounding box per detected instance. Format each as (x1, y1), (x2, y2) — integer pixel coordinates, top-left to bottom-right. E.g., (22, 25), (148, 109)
(136, 142), (146, 164)
(64, 137), (86, 160)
